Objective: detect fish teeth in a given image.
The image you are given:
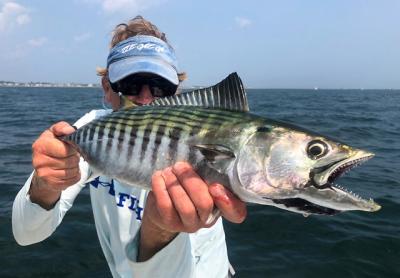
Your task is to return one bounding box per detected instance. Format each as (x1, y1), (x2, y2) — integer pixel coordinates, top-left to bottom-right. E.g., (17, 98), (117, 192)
(331, 156), (370, 180)
(333, 183), (364, 201)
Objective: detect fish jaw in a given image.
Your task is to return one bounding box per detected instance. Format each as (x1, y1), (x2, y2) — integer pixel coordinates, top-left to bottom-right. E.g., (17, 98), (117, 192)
(299, 148), (381, 213)
(297, 185), (381, 213)
(234, 182), (380, 215)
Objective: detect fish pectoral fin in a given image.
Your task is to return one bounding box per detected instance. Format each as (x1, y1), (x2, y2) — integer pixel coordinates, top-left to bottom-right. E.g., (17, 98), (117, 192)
(194, 144), (235, 161)
(205, 207), (221, 225)
(193, 144), (235, 173)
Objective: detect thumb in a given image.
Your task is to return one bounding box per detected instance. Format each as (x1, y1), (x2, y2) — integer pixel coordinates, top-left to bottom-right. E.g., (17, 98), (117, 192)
(209, 183), (247, 224)
(49, 121), (76, 137)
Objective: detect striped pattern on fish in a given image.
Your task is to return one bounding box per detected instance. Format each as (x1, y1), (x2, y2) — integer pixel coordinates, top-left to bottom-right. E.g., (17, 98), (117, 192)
(66, 106), (260, 188)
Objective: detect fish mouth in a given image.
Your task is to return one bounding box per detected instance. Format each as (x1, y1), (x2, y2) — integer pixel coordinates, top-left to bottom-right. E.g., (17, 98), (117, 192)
(270, 150), (381, 216)
(312, 150), (375, 187)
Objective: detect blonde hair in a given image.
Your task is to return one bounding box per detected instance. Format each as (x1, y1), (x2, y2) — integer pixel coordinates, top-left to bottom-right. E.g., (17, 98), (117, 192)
(97, 15), (187, 82)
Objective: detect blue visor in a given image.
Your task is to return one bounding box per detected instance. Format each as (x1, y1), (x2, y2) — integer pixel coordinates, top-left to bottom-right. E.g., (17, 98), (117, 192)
(107, 35), (179, 85)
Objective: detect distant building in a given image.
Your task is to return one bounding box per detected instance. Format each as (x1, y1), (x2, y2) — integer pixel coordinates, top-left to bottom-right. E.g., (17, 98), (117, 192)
(0, 81), (101, 88)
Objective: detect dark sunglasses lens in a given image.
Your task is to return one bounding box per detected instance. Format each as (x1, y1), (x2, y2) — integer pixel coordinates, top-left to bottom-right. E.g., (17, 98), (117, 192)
(150, 86), (173, 97)
(112, 76), (177, 97)
(149, 78), (177, 97)
(116, 81), (140, 96)
(121, 84), (140, 96)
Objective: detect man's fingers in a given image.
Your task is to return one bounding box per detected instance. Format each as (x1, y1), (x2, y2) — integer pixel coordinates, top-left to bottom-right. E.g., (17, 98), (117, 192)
(36, 167), (81, 181)
(149, 164), (247, 234)
(151, 171), (182, 230)
(35, 167), (81, 190)
(33, 121), (78, 158)
(172, 162), (214, 224)
(33, 133), (77, 158)
(49, 121), (76, 137)
(33, 152), (80, 170)
(209, 183), (247, 224)
(162, 167), (200, 231)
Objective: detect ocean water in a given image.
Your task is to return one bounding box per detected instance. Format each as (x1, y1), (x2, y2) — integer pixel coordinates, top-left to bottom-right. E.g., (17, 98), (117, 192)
(0, 87), (399, 277)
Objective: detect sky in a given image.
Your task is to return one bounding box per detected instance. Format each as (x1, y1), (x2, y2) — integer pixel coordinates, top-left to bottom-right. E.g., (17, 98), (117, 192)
(0, 0), (399, 89)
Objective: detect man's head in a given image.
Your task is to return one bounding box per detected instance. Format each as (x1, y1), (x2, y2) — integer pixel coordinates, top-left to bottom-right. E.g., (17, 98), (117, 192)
(98, 16), (186, 109)
(107, 34), (179, 94)
(109, 15), (168, 49)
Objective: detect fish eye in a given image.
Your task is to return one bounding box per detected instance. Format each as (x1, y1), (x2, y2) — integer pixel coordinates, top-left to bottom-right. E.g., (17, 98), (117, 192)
(307, 140), (329, 159)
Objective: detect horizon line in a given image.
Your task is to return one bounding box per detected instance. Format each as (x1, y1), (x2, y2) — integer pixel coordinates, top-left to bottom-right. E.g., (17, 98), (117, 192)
(0, 81), (399, 91)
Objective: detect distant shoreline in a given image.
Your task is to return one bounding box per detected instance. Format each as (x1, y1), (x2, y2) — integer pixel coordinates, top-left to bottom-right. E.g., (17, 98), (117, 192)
(0, 81), (101, 88)
(0, 82), (398, 91)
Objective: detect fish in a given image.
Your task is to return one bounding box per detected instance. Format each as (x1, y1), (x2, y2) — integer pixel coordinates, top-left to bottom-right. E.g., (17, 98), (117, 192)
(62, 73), (381, 216)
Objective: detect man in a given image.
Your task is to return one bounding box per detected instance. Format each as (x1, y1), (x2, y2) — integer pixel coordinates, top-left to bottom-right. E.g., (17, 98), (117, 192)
(12, 16), (246, 277)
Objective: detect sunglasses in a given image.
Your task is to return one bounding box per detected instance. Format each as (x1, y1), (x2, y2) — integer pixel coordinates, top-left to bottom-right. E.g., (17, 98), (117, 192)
(110, 75), (178, 97)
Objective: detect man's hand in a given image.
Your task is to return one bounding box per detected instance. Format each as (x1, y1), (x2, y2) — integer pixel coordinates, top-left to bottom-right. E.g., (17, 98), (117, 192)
(138, 162), (247, 261)
(29, 121), (80, 209)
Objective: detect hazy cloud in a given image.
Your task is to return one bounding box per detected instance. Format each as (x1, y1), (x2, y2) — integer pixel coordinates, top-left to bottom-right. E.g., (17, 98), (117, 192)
(7, 44), (28, 59)
(235, 16), (252, 29)
(74, 32), (92, 42)
(103, 0), (142, 14)
(5, 37), (48, 60)
(99, 0), (163, 14)
(77, 0), (165, 16)
(28, 37), (48, 47)
(0, 2), (31, 32)
(16, 13), (30, 24)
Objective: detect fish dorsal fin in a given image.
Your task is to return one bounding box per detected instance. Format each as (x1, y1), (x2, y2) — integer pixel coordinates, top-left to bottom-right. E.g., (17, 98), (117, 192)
(150, 72), (249, 112)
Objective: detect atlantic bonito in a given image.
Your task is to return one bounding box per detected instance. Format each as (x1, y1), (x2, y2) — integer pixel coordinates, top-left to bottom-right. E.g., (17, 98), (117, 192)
(63, 73), (381, 216)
